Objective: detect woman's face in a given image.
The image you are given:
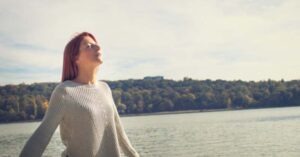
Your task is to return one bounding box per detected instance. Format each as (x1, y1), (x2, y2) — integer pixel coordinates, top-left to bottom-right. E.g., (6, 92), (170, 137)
(75, 36), (103, 68)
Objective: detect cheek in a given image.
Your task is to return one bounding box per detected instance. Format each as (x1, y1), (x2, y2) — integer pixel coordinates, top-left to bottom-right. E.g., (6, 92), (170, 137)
(76, 53), (87, 64)
(81, 52), (94, 61)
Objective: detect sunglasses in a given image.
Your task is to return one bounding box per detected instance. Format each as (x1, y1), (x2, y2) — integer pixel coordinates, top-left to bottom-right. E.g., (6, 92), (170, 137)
(84, 43), (101, 52)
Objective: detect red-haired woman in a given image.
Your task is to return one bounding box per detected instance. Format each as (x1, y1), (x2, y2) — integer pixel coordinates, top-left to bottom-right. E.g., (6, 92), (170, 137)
(19, 32), (140, 157)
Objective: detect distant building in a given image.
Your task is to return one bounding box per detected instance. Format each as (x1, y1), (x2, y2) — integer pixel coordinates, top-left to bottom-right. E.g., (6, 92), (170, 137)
(183, 77), (192, 81)
(143, 76), (164, 81)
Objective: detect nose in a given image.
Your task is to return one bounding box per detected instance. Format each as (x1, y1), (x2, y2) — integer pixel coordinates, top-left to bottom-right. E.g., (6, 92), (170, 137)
(96, 45), (101, 51)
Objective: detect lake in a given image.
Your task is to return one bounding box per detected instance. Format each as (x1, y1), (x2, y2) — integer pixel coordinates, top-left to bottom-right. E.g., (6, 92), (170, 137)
(1, 106), (300, 157)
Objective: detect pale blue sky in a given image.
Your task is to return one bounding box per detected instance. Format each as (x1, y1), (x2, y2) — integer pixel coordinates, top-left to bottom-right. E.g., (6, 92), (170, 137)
(0, 0), (299, 85)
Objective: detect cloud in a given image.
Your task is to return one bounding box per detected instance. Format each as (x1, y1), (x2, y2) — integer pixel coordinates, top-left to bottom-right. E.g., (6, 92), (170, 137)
(0, 0), (299, 85)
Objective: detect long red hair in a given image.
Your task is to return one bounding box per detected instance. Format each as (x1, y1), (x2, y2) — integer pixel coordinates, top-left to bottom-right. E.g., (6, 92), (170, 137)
(61, 32), (97, 82)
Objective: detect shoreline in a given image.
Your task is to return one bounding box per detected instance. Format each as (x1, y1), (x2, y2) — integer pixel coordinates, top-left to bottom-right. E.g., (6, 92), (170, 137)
(1, 105), (299, 124)
(119, 105), (300, 117)
(0, 108), (230, 125)
(120, 108), (232, 117)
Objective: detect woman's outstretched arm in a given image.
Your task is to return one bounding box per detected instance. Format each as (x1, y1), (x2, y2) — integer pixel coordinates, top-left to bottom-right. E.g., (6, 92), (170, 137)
(104, 82), (140, 157)
(112, 103), (140, 157)
(19, 85), (66, 157)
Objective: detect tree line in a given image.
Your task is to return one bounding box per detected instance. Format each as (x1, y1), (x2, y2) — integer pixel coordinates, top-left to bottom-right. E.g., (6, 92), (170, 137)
(0, 77), (299, 123)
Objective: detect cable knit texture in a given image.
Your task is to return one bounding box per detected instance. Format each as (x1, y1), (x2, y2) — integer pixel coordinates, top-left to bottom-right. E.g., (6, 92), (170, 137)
(19, 80), (140, 157)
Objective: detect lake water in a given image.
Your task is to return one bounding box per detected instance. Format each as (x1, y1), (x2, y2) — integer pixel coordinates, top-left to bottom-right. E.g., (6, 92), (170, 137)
(1, 106), (300, 157)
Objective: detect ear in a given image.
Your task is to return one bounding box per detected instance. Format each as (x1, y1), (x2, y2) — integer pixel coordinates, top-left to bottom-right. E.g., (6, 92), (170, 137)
(74, 54), (80, 64)
(74, 54), (79, 63)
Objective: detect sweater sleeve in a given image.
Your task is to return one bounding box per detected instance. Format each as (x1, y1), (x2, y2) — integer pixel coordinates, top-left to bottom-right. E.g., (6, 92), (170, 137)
(19, 85), (66, 157)
(104, 82), (140, 157)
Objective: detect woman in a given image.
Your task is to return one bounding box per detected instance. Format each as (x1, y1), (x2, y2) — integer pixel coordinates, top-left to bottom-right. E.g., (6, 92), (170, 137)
(19, 32), (140, 157)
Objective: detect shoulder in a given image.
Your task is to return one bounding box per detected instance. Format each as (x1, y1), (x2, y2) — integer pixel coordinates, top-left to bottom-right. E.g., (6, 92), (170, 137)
(98, 80), (109, 88)
(98, 80), (112, 94)
(52, 81), (68, 95)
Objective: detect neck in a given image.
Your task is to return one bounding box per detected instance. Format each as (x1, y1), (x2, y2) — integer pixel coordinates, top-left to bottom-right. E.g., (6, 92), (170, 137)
(73, 65), (99, 85)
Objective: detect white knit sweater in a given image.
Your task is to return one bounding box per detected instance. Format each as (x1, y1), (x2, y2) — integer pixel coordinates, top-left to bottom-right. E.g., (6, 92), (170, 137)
(19, 80), (140, 157)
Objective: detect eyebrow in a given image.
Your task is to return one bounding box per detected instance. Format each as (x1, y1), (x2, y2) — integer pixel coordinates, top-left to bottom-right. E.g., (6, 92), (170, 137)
(84, 41), (96, 45)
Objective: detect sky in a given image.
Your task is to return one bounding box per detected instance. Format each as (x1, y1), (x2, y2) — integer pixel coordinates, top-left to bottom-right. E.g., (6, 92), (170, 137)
(0, 0), (299, 85)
